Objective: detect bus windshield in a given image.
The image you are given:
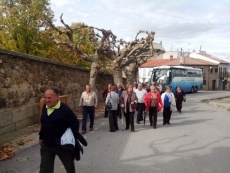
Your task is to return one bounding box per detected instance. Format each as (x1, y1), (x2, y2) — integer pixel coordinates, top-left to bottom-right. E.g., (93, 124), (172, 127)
(151, 69), (170, 84)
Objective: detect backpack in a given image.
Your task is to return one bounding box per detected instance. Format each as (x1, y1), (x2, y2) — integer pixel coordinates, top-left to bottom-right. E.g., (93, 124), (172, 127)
(105, 93), (112, 110)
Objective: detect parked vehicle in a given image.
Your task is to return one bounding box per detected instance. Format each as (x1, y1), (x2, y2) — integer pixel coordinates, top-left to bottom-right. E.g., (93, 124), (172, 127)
(149, 66), (203, 93)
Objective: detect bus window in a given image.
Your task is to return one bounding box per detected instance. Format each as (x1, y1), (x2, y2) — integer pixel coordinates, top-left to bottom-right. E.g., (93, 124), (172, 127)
(151, 69), (169, 84)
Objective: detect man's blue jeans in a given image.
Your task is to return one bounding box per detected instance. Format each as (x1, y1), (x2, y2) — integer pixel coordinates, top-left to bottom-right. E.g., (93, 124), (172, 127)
(82, 106), (95, 131)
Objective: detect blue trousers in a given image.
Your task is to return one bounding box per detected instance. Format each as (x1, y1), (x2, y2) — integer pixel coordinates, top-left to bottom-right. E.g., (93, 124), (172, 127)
(82, 106), (95, 131)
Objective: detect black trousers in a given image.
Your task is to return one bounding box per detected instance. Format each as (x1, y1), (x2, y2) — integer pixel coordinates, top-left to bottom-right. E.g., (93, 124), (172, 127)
(82, 106), (95, 131)
(124, 111), (135, 130)
(104, 107), (108, 117)
(108, 110), (119, 131)
(40, 143), (75, 173)
(176, 99), (183, 111)
(149, 107), (157, 127)
(136, 103), (145, 122)
(163, 107), (172, 124)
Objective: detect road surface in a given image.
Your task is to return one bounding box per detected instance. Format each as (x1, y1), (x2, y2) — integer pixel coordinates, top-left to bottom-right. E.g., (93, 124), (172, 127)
(0, 91), (230, 173)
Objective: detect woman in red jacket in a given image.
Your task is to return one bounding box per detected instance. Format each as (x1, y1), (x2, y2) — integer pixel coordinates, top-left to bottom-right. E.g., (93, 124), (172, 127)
(144, 85), (163, 129)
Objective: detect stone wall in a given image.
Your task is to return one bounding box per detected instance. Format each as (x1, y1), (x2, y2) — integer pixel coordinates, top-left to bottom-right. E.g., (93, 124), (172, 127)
(0, 48), (113, 135)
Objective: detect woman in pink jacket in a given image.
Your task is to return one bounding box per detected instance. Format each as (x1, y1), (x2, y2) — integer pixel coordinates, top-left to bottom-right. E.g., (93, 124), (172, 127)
(144, 85), (163, 129)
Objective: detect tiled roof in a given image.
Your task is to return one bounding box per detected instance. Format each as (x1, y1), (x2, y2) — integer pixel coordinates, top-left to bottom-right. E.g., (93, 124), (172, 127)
(140, 58), (217, 67)
(141, 59), (171, 67)
(197, 53), (229, 64)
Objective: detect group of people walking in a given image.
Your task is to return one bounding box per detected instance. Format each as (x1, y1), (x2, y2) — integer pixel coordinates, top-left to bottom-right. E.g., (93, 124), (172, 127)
(102, 82), (186, 132)
(76, 82), (186, 134)
(38, 84), (186, 173)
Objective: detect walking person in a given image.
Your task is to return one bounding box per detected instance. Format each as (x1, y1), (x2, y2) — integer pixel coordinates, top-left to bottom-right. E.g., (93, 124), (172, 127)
(106, 86), (120, 132)
(174, 86), (185, 113)
(161, 86), (176, 125)
(132, 81), (138, 90)
(79, 84), (98, 134)
(116, 83), (124, 119)
(144, 85), (163, 129)
(120, 84), (138, 132)
(103, 84), (112, 117)
(135, 83), (147, 124)
(144, 82), (151, 92)
(39, 87), (79, 173)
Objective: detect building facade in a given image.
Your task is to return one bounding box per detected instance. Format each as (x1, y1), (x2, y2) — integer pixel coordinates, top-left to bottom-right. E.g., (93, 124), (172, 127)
(140, 58), (219, 90)
(189, 50), (229, 90)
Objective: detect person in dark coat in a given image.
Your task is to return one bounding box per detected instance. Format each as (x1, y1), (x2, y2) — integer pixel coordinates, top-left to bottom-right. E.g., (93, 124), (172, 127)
(103, 84), (112, 117)
(39, 87), (79, 173)
(174, 86), (185, 113)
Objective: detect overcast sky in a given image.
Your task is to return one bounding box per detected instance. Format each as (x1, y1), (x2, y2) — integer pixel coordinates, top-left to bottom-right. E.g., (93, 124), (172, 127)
(50, 0), (230, 62)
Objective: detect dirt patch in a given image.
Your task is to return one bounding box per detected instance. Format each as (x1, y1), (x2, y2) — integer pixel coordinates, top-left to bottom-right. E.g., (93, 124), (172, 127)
(202, 96), (230, 112)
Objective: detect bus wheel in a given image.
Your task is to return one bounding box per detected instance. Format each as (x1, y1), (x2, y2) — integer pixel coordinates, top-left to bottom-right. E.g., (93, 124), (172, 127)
(191, 87), (195, 93)
(195, 86), (198, 93)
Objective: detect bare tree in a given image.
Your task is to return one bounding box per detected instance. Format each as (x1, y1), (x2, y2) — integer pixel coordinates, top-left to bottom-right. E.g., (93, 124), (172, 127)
(123, 49), (164, 84)
(47, 14), (117, 90)
(47, 15), (164, 88)
(110, 31), (164, 86)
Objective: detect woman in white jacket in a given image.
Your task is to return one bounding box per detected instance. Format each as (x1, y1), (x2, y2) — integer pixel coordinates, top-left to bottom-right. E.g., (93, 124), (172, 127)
(105, 86), (120, 132)
(161, 86), (176, 125)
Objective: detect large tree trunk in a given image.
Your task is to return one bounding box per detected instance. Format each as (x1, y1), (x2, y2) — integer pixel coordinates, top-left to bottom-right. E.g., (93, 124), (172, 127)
(89, 61), (100, 91)
(113, 62), (124, 87)
(123, 64), (138, 84)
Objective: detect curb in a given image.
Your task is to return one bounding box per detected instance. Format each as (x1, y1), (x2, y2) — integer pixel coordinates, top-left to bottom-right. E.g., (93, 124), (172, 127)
(201, 96), (230, 102)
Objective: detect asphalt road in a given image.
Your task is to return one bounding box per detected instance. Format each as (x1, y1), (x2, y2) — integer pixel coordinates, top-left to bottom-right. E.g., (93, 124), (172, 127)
(0, 91), (230, 173)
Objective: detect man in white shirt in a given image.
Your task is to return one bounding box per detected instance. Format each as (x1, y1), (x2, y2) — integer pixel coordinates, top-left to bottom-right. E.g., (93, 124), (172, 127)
(79, 84), (98, 134)
(135, 83), (147, 124)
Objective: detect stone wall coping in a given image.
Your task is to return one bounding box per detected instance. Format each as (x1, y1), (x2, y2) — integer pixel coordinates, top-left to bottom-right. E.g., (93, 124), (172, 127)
(0, 48), (90, 72)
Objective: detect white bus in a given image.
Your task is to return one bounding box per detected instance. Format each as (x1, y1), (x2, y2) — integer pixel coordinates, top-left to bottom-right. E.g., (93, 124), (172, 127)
(149, 66), (203, 93)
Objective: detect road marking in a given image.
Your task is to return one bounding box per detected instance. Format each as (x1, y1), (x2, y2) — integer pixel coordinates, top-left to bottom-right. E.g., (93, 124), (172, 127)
(91, 127), (98, 133)
(100, 122), (105, 126)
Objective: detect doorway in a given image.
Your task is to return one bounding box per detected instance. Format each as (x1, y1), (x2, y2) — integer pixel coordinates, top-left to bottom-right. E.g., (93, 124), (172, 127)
(212, 80), (216, 90)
